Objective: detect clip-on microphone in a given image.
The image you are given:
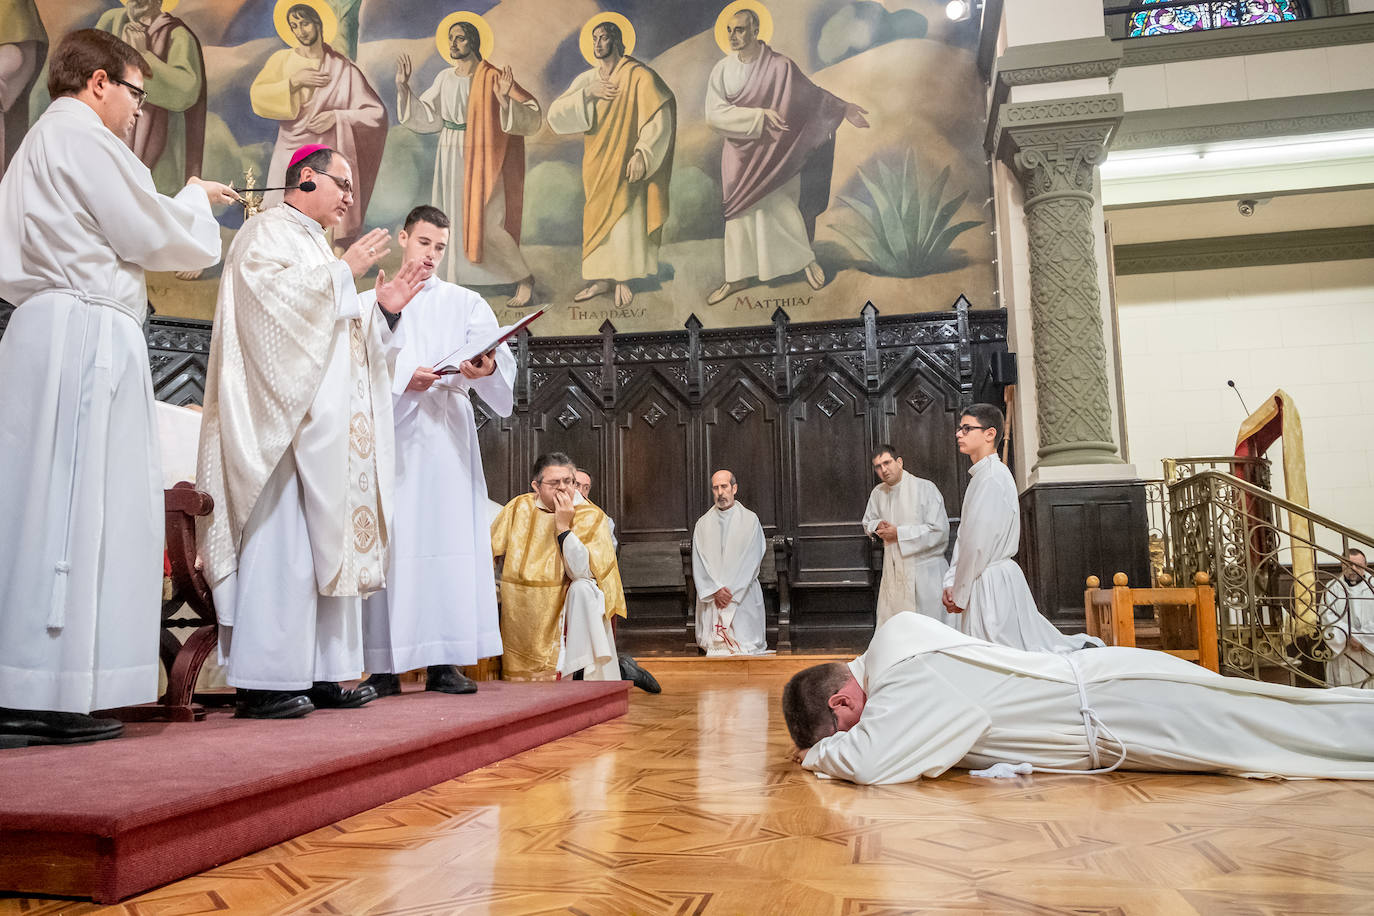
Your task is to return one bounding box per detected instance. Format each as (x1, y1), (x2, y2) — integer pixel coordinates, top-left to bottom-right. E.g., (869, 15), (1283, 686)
(233, 179), (316, 194)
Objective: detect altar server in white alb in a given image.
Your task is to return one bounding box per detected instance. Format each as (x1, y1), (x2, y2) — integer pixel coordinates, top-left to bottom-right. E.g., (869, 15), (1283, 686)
(786, 612), (1374, 785)
(692, 470), (768, 655)
(361, 205), (513, 698)
(196, 144), (426, 721)
(0, 30), (235, 747)
(943, 403), (1099, 652)
(863, 445), (952, 628)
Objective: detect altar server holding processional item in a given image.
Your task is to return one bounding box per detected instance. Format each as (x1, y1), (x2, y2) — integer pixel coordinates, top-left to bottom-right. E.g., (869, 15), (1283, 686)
(692, 470), (769, 655)
(787, 612), (1374, 785)
(361, 205), (513, 698)
(863, 445), (952, 628)
(0, 29), (232, 747)
(197, 144), (426, 720)
(943, 403), (1100, 652)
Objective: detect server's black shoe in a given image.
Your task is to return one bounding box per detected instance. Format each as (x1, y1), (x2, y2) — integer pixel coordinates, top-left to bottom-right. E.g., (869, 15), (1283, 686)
(361, 672), (403, 698)
(233, 690), (315, 719)
(306, 681), (377, 709)
(618, 655), (662, 694)
(426, 665), (479, 695)
(0, 707), (124, 747)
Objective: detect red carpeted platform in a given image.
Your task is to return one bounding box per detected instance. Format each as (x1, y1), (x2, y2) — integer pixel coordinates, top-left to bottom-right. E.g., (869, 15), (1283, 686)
(0, 680), (628, 903)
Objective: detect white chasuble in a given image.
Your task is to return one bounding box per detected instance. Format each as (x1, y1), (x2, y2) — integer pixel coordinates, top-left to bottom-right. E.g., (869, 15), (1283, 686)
(692, 502), (768, 655)
(943, 454), (1099, 653)
(862, 471), (952, 628)
(197, 204), (393, 688)
(0, 98), (220, 713)
(362, 277), (514, 672)
(805, 613), (1374, 785)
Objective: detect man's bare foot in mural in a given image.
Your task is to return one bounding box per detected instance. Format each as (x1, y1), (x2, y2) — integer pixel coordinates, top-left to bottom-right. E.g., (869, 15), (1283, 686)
(507, 276), (534, 308)
(573, 280), (612, 302)
(804, 261), (826, 290)
(174, 268), (205, 281)
(614, 281), (633, 308)
(706, 280), (749, 305)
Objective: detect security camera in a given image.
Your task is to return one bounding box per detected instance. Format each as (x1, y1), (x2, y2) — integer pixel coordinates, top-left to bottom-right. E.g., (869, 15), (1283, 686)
(1238, 199), (1257, 217)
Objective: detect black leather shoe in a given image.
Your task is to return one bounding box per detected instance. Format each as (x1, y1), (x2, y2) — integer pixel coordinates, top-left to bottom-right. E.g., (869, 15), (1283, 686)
(426, 665), (478, 695)
(233, 689), (315, 719)
(361, 672), (403, 697)
(307, 681), (377, 709)
(0, 707), (124, 747)
(618, 654), (661, 694)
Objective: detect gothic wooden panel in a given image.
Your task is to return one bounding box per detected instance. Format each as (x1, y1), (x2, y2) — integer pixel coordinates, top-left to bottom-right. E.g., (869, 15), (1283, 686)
(703, 372), (782, 532)
(529, 374), (606, 491)
(886, 366), (967, 517)
(616, 375), (692, 538)
(474, 396), (519, 505)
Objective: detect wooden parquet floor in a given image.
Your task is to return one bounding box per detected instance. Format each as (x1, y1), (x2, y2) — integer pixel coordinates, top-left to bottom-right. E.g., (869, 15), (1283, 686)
(8, 670), (1374, 916)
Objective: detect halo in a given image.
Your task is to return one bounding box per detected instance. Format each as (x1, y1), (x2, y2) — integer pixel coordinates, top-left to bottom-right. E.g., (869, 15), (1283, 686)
(122, 0), (180, 13)
(436, 11), (494, 63)
(273, 0), (338, 48)
(579, 13), (636, 67)
(714, 0), (773, 54)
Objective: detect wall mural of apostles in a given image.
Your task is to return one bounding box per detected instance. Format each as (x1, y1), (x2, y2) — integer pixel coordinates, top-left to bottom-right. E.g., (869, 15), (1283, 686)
(9, 0), (994, 333)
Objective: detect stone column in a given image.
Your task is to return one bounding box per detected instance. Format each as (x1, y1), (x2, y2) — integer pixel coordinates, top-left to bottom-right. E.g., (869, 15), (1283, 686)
(994, 95), (1125, 467)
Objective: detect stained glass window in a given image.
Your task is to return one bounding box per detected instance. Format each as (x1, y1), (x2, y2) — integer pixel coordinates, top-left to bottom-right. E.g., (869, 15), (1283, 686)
(1128, 1), (1305, 37)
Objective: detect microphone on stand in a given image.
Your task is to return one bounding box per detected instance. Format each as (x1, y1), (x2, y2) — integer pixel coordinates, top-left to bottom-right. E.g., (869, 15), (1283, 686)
(232, 179), (316, 194)
(1227, 379), (1251, 415)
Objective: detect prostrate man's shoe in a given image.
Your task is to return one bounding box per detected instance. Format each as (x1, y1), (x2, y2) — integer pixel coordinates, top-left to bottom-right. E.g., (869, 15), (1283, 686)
(234, 690), (315, 719)
(0, 707), (124, 747)
(618, 654), (662, 694)
(425, 665), (478, 695)
(308, 681), (378, 709)
(361, 672), (403, 697)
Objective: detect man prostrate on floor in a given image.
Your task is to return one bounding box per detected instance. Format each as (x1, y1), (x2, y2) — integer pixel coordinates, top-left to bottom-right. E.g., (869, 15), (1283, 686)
(692, 470), (769, 655)
(361, 205), (513, 698)
(784, 612), (1374, 785)
(943, 403), (1099, 651)
(863, 445), (952, 628)
(196, 144), (426, 719)
(0, 29), (234, 747)
(491, 452), (659, 692)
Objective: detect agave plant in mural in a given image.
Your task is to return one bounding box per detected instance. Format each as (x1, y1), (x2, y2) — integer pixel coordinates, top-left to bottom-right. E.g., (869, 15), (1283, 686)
(833, 152), (983, 278)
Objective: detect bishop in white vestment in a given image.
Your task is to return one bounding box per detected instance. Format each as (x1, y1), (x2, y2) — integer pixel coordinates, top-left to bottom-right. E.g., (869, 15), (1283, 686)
(0, 41), (226, 735)
(945, 405), (1099, 652)
(361, 207), (514, 689)
(793, 613), (1374, 785)
(863, 449), (952, 627)
(692, 471), (768, 655)
(196, 147), (423, 717)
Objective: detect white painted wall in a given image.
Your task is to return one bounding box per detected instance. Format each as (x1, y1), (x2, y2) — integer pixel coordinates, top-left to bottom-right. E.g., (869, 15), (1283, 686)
(1116, 258), (1374, 537)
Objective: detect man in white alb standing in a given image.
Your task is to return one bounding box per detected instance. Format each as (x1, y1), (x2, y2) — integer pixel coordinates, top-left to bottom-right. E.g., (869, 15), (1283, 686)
(361, 205), (513, 697)
(863, 444), (952, 627)
(0, 29), (232, 746)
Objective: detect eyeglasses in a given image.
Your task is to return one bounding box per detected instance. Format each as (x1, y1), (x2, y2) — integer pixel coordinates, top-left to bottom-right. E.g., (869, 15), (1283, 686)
(538, 476), (576, 489)
(110, 76), (147, 110)
(955, 424), (989, 435)
(316, 172), (354, 195)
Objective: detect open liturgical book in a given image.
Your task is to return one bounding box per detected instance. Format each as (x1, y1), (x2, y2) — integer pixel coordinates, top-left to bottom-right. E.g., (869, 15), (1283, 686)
(434, 306), (547, 376)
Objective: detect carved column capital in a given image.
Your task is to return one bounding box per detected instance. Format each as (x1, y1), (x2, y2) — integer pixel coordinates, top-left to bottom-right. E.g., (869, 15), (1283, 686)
(992, 95), (1125, 468)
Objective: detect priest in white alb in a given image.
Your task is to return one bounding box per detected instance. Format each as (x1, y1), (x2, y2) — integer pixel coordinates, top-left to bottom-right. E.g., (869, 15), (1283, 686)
(943, 403), (1100, 652)
(692, 470), (769, 655)
(360, 205), (513, 698)
(785, 612), (1374, 786)
(0, 30), (234, 748)
(196, 144), (425, 720)
(863, 445), (952, 627)
(1322, 548), (1374, 688)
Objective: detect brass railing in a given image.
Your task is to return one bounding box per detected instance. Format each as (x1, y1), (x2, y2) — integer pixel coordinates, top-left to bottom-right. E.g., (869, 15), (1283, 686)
(1166, 468), (1374, 687)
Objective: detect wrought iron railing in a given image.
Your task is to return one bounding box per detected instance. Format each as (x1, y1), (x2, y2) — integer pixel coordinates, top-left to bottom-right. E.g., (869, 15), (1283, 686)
(1166, 467), (1374, 687)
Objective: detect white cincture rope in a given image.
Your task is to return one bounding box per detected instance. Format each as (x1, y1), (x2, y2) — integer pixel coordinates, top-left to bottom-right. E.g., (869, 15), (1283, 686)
(1029, 653), (1129, 776)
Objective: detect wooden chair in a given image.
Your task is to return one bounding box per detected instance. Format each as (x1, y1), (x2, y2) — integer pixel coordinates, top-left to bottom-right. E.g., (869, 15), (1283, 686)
(680, 536), (793, 653)
(1084, 571), (1219, 672)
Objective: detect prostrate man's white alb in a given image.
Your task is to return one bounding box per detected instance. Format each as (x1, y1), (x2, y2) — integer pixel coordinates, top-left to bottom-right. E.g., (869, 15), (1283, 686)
(863, 470), (952, 627)
(804, 613), (1374, 785)
(944, 453), (1099, 652)
(0, 96), (221, 713)
(692, 501), (768, 655)
(362, 276), (514, 673)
